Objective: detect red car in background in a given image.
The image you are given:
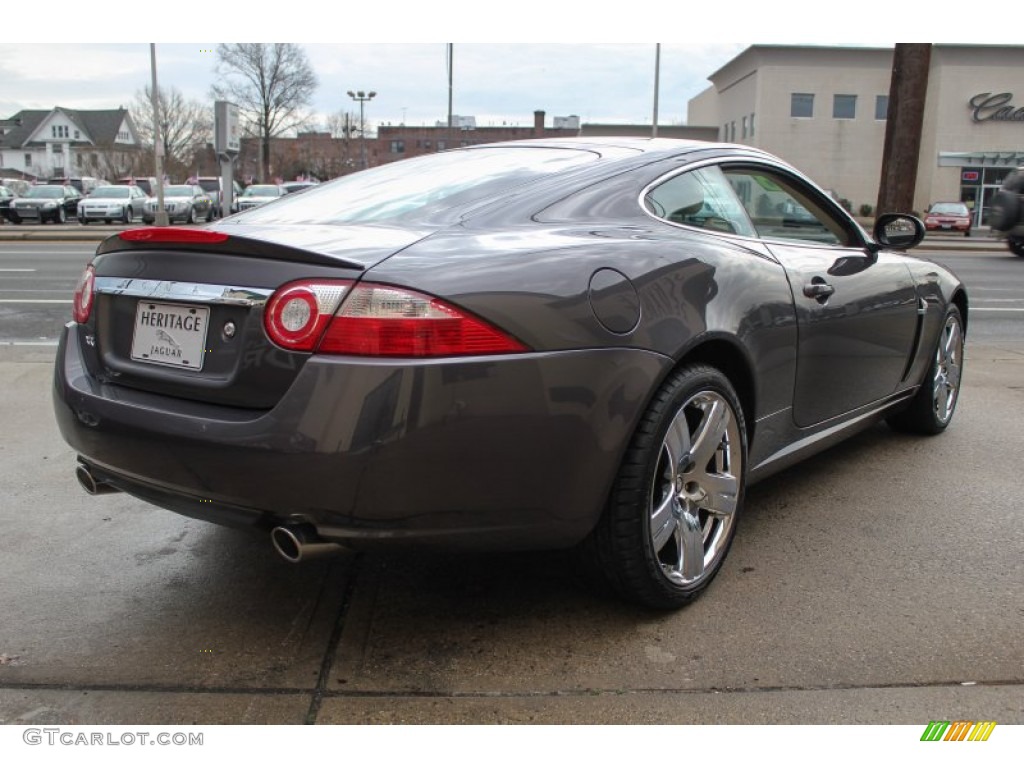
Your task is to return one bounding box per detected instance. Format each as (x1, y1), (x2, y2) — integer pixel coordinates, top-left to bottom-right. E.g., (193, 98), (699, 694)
(924, 201), (972, 236)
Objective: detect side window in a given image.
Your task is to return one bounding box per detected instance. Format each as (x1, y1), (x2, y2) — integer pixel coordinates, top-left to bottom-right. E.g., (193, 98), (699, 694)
(722, 167), (854, 246)
(644, 166), (756, 238)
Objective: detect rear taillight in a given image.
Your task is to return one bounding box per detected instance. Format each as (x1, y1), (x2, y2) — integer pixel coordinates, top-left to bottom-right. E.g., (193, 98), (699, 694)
(263, 280), (353, 351)
(262, 280), (528, 357)
(119, 227), (229, 244)
(318, 283), (528, 357)
(72, 265), (95, 323)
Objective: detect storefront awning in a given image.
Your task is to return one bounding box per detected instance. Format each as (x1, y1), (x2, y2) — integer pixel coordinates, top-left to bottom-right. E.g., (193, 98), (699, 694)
(939, 151), (1024, 167)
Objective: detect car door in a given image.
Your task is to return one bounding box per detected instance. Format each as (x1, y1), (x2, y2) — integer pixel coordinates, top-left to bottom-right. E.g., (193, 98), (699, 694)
(722, 164), (919, 427)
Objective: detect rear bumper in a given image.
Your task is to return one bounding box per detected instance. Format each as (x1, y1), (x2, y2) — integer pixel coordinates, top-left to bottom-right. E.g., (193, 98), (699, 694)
(54, 322), (670, 551)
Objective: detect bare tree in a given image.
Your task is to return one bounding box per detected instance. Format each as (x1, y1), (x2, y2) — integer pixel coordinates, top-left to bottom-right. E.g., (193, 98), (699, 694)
(131, 85), (213, 180)
(211, 44), (318, 182)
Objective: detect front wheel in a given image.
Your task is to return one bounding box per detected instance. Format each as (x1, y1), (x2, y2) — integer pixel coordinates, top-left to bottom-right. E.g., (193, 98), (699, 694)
(1008, 237), (1024, 257)
(56, 207), (66, 224)
(122, 207), (131, 225)
(186, 206), (195, 224)
(579, 364), (746, 609)
(887, 305), (964, 435)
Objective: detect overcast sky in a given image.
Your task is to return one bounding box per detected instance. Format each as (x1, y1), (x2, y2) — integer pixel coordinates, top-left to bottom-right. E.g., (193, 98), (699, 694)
(0, 7), (1000, 132)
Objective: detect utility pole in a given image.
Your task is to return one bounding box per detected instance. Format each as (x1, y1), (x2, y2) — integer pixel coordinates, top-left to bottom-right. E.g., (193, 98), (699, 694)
(149, 44), (168, 227)
(652, 43), (661, 138)
(876, 44), (932, 217)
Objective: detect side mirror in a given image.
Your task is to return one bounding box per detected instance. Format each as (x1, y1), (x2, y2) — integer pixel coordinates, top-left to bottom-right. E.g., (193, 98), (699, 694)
(873, 213), (925, 250)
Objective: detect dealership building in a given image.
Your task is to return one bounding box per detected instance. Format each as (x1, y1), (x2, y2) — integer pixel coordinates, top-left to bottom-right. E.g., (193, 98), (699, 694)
(687, 45), (1024, 226)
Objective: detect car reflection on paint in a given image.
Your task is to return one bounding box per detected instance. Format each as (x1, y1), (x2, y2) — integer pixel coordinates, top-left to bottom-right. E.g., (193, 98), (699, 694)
(54, 138), (967, 609)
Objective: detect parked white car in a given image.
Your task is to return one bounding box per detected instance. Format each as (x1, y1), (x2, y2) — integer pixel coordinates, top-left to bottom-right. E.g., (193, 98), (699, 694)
(77, 185), (148, 225)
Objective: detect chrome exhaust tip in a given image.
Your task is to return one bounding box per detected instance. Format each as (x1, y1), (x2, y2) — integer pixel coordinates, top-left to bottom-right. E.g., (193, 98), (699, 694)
(75, 464), (121, 495)
(271, 525), (344, 563)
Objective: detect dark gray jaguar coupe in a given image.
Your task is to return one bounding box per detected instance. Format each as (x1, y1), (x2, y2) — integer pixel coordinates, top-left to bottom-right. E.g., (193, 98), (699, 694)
(53, 138), (967, 608)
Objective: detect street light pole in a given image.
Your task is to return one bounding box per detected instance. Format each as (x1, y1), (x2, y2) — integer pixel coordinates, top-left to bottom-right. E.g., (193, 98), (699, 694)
(149, 43), (168, 226)
(347, 90), (376, 170)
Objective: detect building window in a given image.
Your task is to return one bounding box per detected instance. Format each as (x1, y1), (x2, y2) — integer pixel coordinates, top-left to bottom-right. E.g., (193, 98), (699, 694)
(424, 140), (431, 149)
(437, 140), (446, 151)
(875, 95), (889, 120)
(24, 153), (31, 167)
(730, 122), (736, 142)
(791, 93), (814, 118)
(722, 124), (728, 141)
(390, 140), (405, 153)
(833, 94), (857, 119)
(750, 113), (755, 137)
(74, 130), (80, 139)
(741, 116), (748, 139)
(53, 143), (63, 154)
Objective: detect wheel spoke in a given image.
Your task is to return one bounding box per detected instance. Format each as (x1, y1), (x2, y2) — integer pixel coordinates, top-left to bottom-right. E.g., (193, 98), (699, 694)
(696, 472), (739, 517)
(650, 490), (678, 552)
(674, 506), (705, 581)
(690, 399), (728, 470)
(663, 409), (692, 470)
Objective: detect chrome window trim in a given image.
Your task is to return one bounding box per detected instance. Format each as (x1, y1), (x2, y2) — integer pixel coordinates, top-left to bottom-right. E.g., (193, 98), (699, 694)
(93, 277), (272, 307)
(638, 153), (870, 251)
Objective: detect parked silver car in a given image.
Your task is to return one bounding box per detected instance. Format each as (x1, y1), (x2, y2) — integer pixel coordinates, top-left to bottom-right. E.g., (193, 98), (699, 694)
(78, 185), (148, 225)
(232, 184), (287, 213)
(142, 185), (213, 224)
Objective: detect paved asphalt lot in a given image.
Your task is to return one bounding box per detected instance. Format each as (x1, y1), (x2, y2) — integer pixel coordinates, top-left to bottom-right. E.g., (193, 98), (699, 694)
(0, 230), (1020, 734)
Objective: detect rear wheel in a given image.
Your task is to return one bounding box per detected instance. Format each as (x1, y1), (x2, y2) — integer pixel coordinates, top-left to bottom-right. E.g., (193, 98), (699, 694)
(579, 364), (746, 609)
(56, 207), (66, 224)
(1008, 237), (1024, 257)
(186, 206), (195, 224)
(122, 206), (131, 225)
(887, 305), (964, 435)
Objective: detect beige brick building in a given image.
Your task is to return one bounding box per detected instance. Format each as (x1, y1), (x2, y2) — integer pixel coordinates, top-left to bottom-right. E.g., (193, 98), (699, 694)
(688, 45), (1024, 225)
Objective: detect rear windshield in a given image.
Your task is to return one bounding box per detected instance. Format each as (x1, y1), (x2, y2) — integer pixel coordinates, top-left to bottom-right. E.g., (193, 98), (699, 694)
(164, 186), (194, 196)
(242, 185), (282, 197)
(197, 180), (219, 193)
(26, 186), (65, 199)
(227, 147), (597, 226)
(929, 202), (969, 215)
(91, 186), (129, 198)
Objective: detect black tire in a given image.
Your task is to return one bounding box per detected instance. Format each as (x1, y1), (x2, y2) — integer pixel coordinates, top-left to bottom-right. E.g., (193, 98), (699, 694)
(577, 363), (747, 609)
(205, 208), (214, 223)
(104, 219), (111, 225)
(122, 206), (131, 225)
(887, 305), (964, 435)
(79, 218), (88, 226)
(988, 189), (1019, 232)
(56, 207), (66, 224)
(1008, 237), (1024, 257)
(186, 206), (195, 225)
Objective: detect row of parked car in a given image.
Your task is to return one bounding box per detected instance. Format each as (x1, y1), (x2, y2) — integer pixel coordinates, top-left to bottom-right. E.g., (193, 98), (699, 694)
(0, 177), (319, 225)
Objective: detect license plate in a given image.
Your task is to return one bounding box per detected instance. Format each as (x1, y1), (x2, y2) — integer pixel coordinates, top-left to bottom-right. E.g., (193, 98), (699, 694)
(941, 223), (951, 229)
(130, 301), (209, 370)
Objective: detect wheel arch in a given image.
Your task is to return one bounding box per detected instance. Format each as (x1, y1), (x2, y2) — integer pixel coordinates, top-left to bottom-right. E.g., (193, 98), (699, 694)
(951, 288), (968, 335)
(670, 336), (757, 447)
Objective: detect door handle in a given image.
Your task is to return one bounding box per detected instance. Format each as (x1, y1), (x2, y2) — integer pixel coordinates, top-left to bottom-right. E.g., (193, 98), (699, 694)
(803, 279), (835, 301)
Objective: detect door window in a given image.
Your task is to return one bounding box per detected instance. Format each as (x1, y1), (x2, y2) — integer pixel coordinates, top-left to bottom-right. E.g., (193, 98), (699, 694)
(723, 167), (855, 246)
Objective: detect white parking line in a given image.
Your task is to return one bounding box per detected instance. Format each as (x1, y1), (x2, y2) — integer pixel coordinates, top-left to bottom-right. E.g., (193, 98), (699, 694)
(0, 299), (71, 304)
(0, 268), (37, 272)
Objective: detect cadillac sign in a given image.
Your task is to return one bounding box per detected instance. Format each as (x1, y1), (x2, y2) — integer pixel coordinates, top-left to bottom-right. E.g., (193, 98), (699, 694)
(969, 92), (1024, 122)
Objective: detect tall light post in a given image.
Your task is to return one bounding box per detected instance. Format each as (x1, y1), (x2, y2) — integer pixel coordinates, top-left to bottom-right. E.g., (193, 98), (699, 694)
(149, 43), (168, 226)
(347, 90), (376, 170)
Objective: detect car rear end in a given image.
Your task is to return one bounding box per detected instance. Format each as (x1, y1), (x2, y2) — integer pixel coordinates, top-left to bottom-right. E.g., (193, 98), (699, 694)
(53, 222), (647, 554)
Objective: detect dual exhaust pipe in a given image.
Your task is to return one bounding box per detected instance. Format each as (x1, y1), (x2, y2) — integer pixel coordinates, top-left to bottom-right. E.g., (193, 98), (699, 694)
(75, 464), (342, 564)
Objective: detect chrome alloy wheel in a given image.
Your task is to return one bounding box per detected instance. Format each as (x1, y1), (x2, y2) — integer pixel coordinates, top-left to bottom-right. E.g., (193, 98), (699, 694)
(649, 390), (741, 586)
(932, 312), (963, 425)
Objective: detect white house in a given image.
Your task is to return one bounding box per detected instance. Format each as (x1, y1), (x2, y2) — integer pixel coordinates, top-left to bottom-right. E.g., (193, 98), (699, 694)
(0, 106), (142, 181)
